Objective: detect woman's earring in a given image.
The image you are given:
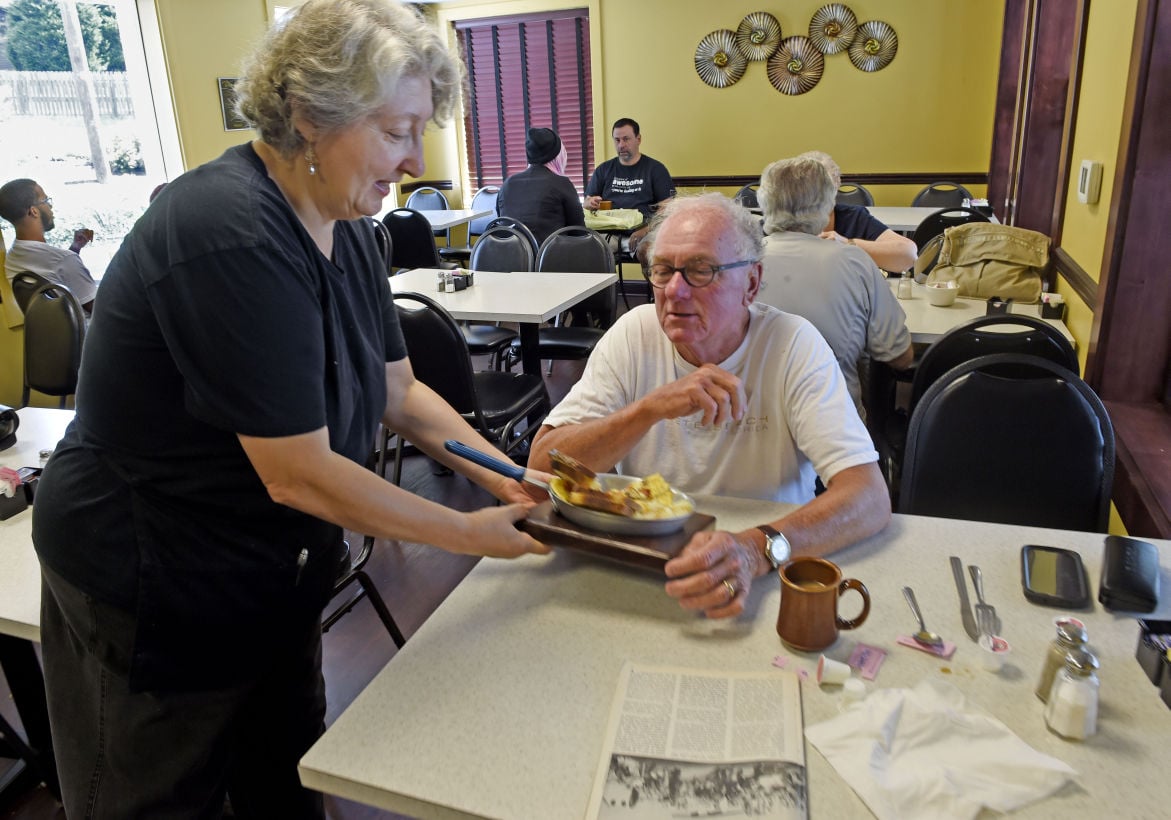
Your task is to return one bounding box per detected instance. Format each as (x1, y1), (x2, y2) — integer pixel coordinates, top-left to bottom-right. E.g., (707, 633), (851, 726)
(306, 146), (318, 176)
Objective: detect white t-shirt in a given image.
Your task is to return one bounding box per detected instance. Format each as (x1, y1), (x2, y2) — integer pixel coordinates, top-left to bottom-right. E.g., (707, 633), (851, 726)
(542, 303), (878, 504)
(5, 239), (97, 310)
(757, 231), (910, 414)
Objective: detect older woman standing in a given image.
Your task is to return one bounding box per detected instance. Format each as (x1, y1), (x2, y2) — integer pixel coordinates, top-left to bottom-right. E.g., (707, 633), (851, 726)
(31, 1), (549, 817)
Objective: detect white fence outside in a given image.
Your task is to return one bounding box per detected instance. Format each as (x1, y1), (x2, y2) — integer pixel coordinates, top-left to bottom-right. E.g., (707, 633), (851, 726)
(0, 70), (134, 118)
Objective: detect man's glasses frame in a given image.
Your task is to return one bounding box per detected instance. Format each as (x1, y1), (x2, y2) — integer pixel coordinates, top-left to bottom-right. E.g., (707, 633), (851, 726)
(33, 197), (53, 209)
(641, 259), (754, 289)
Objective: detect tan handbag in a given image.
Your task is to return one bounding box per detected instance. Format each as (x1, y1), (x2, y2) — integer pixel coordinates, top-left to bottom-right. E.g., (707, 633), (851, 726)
(927, 222), (1049, 303)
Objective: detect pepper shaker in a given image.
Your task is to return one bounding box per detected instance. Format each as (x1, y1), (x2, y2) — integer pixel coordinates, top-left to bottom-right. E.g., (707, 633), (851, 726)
(1036, 617), (1088, 702)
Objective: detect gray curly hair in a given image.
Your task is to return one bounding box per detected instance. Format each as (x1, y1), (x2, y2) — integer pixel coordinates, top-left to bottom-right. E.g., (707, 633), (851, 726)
(759, 157), (836, 236)
(235, 0), (462, 157)
(643, 193), (765, 265)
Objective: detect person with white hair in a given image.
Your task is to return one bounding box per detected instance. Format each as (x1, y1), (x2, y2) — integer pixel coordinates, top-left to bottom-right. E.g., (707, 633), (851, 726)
(530, 193), (890, 621)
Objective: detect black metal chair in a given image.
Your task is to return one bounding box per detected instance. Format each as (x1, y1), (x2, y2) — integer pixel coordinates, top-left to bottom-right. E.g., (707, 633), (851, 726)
(11, 271), (51, 314)
(836, 183), (875, 206)
(912, 181), (974, 209)
(366, 217), (393, 275)
(518, 227), (616, 373)
(391, 291), (551, 479)
(404, 185), (451, 247)
(383, 208), (456, 272)
(911, 206), (991, 251)
(734, 184), (760, 209)
(439, 186), (500, 264)
(481, 216), (540, 259)
(461, 225), (537, 370)
(322, 534), (406, 647)
(899, 354), (1114, 532)
(22, 283), (86, 408)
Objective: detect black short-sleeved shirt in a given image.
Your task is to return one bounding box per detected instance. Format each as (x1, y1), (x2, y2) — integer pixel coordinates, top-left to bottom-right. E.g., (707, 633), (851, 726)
(833, 204), (889, 241)
(496, 165), (585, 246)
(32, 143), (406, 690)
(584, 154), (675, 218)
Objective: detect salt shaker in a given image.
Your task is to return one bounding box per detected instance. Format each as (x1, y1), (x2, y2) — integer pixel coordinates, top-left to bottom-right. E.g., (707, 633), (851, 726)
(1036, 617), (1088, 702)
(444, 272), (455, 293)
(436, 271), (446, 292)
(1044, 647), (1099, 740)
(897, 272), (913, 299)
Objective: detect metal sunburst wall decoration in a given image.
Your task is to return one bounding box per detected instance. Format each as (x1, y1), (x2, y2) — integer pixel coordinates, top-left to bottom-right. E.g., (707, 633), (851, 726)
(767, 36), (824, 96)
(735, 12), (782, 62)
(848, 20), (899, 72)
(695, 29), (749, 88)
(693, 7), (898, 94)
(808, 4), (857, 55)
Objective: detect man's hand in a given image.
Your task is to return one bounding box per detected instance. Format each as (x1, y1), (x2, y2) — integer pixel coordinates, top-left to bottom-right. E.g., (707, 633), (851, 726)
(641, 364), (747, 427)
(70, 228), (94, 253)
(585, 194), (602, 211)
(663, 530), (764, 619)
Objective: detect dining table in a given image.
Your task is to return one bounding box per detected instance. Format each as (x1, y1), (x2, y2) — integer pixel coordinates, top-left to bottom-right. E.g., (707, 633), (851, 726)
(411, 209), (495, 232)
(299, 497), (1171, 819)
(389, 268), (617, 376)
(0, 406), (72, 798)
(866, 206), (997, 234)
(890, 278), (1074, 346)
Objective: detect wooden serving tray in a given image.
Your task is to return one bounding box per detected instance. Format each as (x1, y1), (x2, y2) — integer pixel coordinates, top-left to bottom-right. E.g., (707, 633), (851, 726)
(518, 501), (716, 572)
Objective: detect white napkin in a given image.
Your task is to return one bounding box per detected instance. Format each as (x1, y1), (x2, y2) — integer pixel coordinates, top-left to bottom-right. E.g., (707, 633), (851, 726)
(805, 679), (1076, 820)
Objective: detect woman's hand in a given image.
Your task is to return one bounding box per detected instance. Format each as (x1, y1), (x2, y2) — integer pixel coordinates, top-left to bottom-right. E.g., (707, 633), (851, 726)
(460, 504), (552, 559)
(663, 530), (764, 619)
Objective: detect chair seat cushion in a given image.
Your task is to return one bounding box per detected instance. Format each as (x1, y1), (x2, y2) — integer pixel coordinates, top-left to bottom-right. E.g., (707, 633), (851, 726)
(516, 326), (606, 360)
(463, 324), (519, 354)
(470, 371), (549, 426)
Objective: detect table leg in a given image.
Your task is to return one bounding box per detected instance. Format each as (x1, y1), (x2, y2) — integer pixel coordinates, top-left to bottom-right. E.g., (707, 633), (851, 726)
(517, 323), (541, 377)
(0, 635), (59, 798)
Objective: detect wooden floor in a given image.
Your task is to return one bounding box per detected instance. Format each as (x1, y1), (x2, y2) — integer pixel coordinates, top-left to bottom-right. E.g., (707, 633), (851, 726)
(0, 351), (589, 820)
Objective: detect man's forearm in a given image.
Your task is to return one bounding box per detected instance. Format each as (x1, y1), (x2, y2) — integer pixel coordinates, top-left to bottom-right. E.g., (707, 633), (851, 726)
(530, 400), (661, 475)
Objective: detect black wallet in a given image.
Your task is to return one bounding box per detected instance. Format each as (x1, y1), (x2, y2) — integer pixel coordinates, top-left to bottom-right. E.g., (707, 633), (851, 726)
(1099, 535), (1161, 613)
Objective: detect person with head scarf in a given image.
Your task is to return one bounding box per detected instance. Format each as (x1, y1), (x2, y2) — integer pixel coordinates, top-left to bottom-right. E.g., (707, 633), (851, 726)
(496, 126), (585, 247)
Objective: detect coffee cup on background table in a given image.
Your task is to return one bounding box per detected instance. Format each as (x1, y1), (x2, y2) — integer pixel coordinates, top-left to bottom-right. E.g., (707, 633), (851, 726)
(597, 200), (612, 210)
(776, 557), (870, 651)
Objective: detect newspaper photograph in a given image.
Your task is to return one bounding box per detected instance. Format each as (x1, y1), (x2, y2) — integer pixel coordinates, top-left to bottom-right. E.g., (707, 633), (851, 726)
(586, 662), (806, 819)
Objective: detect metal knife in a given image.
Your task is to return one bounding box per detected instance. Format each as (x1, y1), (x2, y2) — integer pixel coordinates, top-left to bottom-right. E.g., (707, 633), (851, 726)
(950, 556), (979, 641)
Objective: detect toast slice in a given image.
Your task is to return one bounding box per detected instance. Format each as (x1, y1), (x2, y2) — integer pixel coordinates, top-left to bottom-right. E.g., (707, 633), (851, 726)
(564, 487), (639, 517)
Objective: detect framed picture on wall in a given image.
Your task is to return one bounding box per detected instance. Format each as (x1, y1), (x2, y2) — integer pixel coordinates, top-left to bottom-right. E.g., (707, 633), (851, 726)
(217, 77), (249, 132)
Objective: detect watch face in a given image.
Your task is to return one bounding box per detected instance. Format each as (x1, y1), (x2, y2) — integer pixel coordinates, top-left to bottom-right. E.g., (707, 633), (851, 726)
(763, 528), (791, 567)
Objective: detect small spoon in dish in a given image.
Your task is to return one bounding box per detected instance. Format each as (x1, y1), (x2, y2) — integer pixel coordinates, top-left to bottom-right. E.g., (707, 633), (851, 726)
(902, 586), (944, 648)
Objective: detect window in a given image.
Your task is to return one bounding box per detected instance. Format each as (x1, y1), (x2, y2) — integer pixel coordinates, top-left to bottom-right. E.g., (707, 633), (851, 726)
(456, 9), (593, 192)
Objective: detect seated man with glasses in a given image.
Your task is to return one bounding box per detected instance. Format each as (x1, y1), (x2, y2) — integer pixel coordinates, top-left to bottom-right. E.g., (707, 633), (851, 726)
(0, 177), (96, 314)
(529, 193), (890, 619)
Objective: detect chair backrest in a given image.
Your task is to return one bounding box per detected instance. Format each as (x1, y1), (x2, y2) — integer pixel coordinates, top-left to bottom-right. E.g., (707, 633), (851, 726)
(382, 208), (443, 271)
(734, 184), (760, 209)
(911, 206), (991, 251)
(392, 291), (491, 428)
(11, 271), (51, 314)
(404, 186), (449, 212)
(483, 216), (539, 257)
(537, 226), (617, 328)
(899, 353), (1114, 532)
(469, 226), (536, 272)
(910, 314), (1078, 409)
(836, 183), (874, 206)
(467, 186), (500, 239)
(22, 283), (86, 407)
(367, 217), (393, 274)
(912, 181), (974, 209)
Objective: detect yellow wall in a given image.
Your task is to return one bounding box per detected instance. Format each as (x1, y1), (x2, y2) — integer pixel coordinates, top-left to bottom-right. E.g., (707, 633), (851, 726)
(0, 234), (22, 406)
(152, 0), (270, 170)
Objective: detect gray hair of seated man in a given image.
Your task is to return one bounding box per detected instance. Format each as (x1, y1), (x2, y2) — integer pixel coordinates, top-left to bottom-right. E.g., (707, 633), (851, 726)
(759, 156), (836, 236)
(797, 149), (842, 188)
(235, 0), (462, 157)
(642, 193), (765, 269)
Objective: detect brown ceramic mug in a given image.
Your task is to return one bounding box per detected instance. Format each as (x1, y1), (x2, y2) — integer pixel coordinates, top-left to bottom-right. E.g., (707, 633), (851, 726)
(597, 199), (613, 210)
(776, 557), (870, 651)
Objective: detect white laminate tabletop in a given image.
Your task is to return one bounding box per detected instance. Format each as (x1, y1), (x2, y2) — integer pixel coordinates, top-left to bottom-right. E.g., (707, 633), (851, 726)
(867, 206), (998, 233)
(890, 279), (1075, 345)
(414, 209), (493, 231)
(300, 501), (1171, 820)
(390, 268), (617, 324)
(0, 407), (73, 641)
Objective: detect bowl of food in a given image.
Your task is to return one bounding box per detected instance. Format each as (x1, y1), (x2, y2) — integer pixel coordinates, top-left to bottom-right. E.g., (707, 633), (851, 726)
(926, 280), (959, 306)
(548, 472), (695, 536)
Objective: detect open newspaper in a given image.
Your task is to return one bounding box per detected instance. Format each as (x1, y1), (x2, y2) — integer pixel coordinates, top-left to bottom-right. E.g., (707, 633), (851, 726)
(586, 662), (806, 819)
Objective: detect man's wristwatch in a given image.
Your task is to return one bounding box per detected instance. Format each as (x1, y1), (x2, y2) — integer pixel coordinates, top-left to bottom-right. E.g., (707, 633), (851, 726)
(756, 524), (792, 570)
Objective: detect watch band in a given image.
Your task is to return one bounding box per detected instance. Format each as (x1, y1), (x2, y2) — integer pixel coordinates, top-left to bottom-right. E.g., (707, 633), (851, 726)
(756, 524), (790, 569)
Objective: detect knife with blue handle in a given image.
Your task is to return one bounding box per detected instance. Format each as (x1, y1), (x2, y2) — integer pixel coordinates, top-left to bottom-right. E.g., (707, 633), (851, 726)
(951, 556), (979, 642)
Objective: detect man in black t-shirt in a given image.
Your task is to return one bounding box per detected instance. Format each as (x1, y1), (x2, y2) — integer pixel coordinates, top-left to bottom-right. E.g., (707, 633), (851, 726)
(585, 118), (674, 255)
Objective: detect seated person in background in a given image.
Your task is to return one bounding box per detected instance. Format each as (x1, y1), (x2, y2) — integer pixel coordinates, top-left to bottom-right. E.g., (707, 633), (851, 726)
(530, 193), (890, 619)
(0, 178), (97, 313)
(584, 118), (675, 254)
(496, 127), (585, 246)
(756, 156), (914, 416)
(799, 150), (917, 274)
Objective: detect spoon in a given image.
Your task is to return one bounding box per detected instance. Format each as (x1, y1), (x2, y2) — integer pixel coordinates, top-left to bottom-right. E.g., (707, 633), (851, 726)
(902, 587), (944, 648)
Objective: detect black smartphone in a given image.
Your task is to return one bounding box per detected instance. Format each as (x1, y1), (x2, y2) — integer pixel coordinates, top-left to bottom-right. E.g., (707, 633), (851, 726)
(1021, 545), (1091, 608)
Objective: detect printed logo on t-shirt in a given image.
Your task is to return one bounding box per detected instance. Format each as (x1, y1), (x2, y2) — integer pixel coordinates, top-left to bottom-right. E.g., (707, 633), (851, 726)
(611, 178), (645, 195)
(672, 415), (770, 434)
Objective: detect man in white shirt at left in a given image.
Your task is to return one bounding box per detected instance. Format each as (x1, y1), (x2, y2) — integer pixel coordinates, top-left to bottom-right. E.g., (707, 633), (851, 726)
(1, 177), (97, 314)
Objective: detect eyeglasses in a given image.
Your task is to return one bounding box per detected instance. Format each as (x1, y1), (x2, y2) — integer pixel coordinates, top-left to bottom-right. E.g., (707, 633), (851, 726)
(34, 197), (52, 208)
(642, 260), (753, 289)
